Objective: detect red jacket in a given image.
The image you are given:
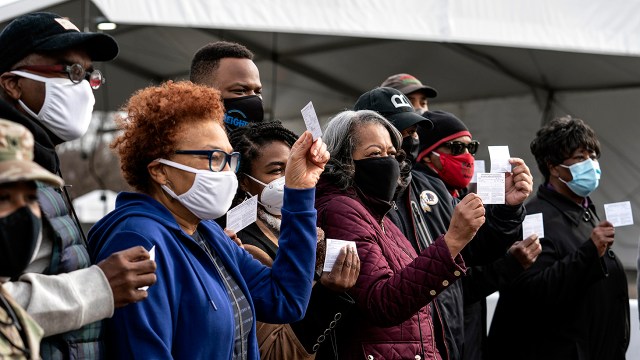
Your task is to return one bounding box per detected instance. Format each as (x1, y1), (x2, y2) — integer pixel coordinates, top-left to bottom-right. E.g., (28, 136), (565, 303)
(315, 179), (466, 360)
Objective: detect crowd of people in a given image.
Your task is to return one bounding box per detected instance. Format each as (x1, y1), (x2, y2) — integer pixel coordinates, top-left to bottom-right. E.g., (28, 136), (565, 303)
(0, 11), (631, 360)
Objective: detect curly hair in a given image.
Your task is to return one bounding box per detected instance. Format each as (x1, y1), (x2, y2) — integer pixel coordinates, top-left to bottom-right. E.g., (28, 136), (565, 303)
(190, 41), (254, 85)
(111, 80), (224, 194)
(322, 110), (409, 191)
(530, 115), (601, 183)
(228, 121), (298, 206)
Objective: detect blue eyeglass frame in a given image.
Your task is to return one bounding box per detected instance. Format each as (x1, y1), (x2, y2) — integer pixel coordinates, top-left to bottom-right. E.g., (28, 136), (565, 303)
(174, 150), (241, 173)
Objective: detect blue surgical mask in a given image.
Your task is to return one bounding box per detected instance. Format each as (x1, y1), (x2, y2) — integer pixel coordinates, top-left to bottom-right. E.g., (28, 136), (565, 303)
(559, 158), (601, 197)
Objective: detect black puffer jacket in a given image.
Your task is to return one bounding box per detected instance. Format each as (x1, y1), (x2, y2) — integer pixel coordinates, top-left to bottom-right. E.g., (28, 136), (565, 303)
(388, 163), (524, 360)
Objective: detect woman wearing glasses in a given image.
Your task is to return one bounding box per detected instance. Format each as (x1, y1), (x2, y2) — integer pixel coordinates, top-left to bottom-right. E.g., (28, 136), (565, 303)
(87, 81), (329, 359)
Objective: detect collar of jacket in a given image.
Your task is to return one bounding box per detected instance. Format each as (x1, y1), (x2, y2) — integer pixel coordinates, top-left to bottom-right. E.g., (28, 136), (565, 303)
(536, 184), (598, 226)
(317, 177), (393, 223)
(0, 99), (58, 173)
(413, 162), (460, 197)
(353, 185), (394, 223)
(394, 170), (412, 200)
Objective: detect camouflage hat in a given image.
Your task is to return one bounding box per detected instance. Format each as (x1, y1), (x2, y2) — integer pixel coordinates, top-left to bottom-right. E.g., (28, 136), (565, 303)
(0, 119), (63, 187)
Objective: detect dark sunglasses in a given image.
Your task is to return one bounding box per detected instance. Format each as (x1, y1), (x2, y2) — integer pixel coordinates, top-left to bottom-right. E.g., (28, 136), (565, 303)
(14, 63), (105, 89)
(175, 150), (241, 173)
(441, 140), (480, 155)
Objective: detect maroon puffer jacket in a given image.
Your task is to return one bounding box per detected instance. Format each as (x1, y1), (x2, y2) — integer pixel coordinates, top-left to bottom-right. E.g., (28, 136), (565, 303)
(315, 179), (466, 360)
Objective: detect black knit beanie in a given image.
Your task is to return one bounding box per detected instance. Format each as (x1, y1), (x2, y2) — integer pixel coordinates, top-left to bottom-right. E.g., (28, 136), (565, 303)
(416, 110), (471, 162)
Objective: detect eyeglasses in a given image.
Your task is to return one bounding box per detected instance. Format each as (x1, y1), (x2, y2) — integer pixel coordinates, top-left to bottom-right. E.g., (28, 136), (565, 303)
(175, 150), (241, 173)
(14, 63), (105, 89)
(441, 140), (480, 155)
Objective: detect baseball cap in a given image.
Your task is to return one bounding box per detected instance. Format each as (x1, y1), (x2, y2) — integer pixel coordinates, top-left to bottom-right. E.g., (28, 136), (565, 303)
(354, 87), (433, 132)
(381, 73), (438, 98)
(0, 12), (119, 73)
(0, 119), (63, 187)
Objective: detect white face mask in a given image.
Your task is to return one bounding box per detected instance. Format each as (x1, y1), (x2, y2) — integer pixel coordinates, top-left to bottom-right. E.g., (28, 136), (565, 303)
(158, 159), (238, 220)
(11, 70), (95, 141)
(245, 174), (285, 216)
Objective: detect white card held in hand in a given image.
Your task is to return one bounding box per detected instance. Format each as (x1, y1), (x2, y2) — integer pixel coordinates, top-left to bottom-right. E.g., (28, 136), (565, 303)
(323, 239), (357, 272)
(476, 173), (505, 204)
(488, 146), (511, 173)
(226, 195), (258, 233)
(522, 213), (544, 239)
(604, 201), (634, 227)
(139, 245), (156, 291)
(471, 160), (486, 183)
(301, 101), (322, 140)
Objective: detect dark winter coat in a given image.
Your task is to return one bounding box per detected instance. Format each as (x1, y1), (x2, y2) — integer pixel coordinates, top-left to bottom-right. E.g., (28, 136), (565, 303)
(488, 185), (630, 360)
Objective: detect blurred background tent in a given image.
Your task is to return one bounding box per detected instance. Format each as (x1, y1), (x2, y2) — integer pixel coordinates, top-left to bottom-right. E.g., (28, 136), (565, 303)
(2, 0), (640, 272)
(72, 189), (117, 233)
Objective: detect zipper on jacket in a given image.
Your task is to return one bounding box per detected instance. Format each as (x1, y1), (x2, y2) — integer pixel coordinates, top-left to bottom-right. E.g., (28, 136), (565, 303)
(379, 201), (398, 234)
(407, 196), (425, 253)
(432, 300), (450, 360)
(411, 201), (434, 248)
(198, 236), (246, 357)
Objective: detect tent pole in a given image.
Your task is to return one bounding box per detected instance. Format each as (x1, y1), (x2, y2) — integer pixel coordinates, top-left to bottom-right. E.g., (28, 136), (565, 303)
(270, 33), (278, 121)
(81, 0), (90, 32)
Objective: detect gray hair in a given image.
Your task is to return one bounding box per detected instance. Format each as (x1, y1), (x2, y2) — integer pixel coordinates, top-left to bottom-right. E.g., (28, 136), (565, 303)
(322, 110), (406, 190)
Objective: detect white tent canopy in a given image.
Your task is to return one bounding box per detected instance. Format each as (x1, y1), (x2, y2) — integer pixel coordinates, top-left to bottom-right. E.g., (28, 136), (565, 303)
(2, 0), (640, 269)
(91, 0), (640, 56)
(0, 0), (67, 22)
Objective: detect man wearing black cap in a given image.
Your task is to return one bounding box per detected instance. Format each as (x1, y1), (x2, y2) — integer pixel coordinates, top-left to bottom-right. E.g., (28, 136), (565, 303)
(381, 73), (438, 114)
(0, 13), (156, 360)
(354, 86), (432, 164)
(356, 89), (534, 360)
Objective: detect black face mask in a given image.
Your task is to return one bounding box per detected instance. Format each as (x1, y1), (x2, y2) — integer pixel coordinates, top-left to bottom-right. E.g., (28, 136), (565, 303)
(401, 136), (420, 164)
(223, 95), (264, 133)
(353, 156), (400, 203)
(0, 207), (41, 279)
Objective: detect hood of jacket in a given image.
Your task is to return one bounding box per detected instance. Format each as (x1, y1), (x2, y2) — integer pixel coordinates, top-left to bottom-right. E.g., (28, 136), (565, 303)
(87, 192), (183, 260)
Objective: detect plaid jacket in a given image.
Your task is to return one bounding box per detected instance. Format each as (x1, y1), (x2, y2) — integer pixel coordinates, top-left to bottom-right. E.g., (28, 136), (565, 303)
(37, 185), (105, 360)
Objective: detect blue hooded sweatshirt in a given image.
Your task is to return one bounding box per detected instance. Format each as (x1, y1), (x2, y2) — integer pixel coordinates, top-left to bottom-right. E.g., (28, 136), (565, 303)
(88, 188), (317, 359)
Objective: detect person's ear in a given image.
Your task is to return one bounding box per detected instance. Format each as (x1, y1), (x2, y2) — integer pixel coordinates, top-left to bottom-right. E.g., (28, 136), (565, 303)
(0, 72), (22, 100)
(239, 175), (251, 193)
(422, 153), (434, 164)
(148, 160), (169, 186)
(548, 161), (560, 178)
